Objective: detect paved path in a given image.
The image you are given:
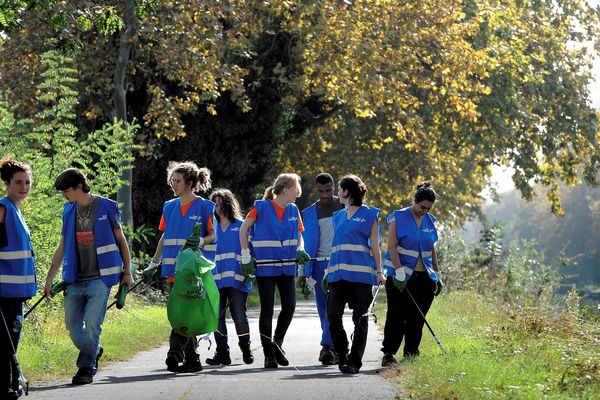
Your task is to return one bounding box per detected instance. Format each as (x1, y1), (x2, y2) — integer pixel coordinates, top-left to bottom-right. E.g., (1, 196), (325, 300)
(28, 299), (399, 400)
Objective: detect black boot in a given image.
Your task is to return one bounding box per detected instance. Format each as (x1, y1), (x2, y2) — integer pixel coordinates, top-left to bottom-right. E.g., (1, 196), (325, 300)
(272, 340), (289, 366)
(205, 351), (231, 366)
(240, 346), (254, 365)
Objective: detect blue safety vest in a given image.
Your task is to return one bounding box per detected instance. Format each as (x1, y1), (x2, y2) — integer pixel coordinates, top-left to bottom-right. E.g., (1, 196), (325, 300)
(0, 197), (36, 298)
(300, 202), (318, 277)
(326, 205), (379, 285)
(212, 219), (251, 292)
(62, 197), (123, 286)
(383, 208), (438, 282)
(161, 196), (215, 278)
(250, 200), (299, 277)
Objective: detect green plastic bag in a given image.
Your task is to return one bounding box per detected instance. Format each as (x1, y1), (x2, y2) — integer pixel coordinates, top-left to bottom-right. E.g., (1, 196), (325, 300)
(167, 247), (219, 337)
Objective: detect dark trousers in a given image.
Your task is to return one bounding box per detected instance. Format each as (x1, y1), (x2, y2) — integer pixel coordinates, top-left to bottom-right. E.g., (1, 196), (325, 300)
(0, 299), (23, 394)
(214, 287), (250, 354)
(326, 280), (373, 369)
(382, 271), (436, 357)
(256, 275), (296, 356)
(168, 330), (199, 364)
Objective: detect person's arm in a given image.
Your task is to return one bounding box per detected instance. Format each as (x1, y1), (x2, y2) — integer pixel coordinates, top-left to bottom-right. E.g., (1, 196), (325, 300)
(297, 232), (305, 250)
(239, 217), (256, 250)
(114, 225), (134, 288)
(152, 233), (165, 262)
(387, 220), (402, 269)
(0, 205), (7, 248)
(431, 246), (439, 272)
(370, 220), (384, 284)
(45, 237), (65, 296)
(203, 230), (215, 245)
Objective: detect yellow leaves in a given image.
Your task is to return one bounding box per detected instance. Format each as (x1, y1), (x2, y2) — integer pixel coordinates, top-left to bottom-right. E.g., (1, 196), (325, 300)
(355, 107), (376, 118)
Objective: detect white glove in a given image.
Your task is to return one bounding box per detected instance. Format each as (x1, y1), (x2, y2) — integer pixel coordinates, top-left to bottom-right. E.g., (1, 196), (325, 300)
(149, 258), (161, 268)
(394, 268), (406, 281)
(198, 236), (205, 248)
(241, 248), (252, 264)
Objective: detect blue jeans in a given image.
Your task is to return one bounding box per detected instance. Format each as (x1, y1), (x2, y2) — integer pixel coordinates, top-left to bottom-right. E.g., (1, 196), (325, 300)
(64, 279), (110, 371)
(312, 260), (332, 347)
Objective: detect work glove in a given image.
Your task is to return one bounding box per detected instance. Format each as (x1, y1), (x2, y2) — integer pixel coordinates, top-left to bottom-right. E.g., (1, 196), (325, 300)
(393, 268), (408, 292)
(321, 274), (330, 294)
(434, 271), (444, 296)
(183, 235), (204, 251)
(142, 259), (161, 284)
(301, 280), (312, 299)
(240, 248), (256, 277)
(296, 275), (307, 288)
(295, 249), (311, 266)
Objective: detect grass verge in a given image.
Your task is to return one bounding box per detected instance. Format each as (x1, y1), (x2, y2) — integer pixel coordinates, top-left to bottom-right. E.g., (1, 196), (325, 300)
(376, 290), (599, 399)
(19, 297), (171, 383)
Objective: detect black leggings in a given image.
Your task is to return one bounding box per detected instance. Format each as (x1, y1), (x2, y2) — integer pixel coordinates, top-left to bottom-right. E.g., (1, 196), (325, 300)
(381, 271), (436, 357)
(256, 275), (296, 356)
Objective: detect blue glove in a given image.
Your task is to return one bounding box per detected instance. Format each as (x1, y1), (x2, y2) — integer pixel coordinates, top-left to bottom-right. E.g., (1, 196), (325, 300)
(295, 249), (311, 266)
(434, 272), (443, 296)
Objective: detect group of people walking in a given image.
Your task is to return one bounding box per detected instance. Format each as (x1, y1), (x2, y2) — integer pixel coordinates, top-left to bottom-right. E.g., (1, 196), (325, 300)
(0, 157), (443, 398)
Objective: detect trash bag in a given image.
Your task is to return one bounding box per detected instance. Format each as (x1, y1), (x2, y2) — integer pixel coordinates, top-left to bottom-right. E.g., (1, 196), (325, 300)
(167, 247), (219, 337)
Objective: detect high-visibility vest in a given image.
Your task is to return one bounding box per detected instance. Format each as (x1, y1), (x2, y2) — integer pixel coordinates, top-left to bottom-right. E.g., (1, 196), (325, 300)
(250, 200), (299, 277)
(326, 205), (380, 285)
(212, 219), (251, 292)
(383, 208), (439, 282)
(161, 197), (215, 278)
(62, 197), (123, 286)
(0, 197), (36, 298)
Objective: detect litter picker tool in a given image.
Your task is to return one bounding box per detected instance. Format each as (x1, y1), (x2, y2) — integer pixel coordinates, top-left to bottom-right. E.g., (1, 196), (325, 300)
(0, 307), (28, 395)
(405, 287), (446, 354)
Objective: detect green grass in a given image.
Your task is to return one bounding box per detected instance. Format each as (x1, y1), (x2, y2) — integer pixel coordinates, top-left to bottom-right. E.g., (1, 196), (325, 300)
(376, 291), (600, 399)
(19, 296), (171, 382)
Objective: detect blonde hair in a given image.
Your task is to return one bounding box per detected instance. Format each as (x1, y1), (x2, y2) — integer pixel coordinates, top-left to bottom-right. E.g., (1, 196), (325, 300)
(264, 173), (301, 199)
(166, 161), (211, 192)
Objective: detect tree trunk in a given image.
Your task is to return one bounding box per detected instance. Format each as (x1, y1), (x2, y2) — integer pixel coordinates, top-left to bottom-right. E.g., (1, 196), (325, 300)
(115, 0), (138, 229)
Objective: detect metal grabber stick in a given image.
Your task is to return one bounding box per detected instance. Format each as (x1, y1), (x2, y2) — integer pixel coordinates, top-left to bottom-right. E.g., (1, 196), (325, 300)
(0, 307), (28, 395)
(405, 287), (446, 354)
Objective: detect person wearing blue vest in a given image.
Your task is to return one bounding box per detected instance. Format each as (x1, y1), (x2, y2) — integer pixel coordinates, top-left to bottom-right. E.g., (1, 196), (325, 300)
(45, 168), (133, 385)
(298, 173), (343, 365)
(322, 174), (385, 374)
(204, 189), (254, 366)
(0, 158), (36, 400)
(149, 161), (215, 373)
(239, 173), (311, 368)
(381, 181), (442, 367)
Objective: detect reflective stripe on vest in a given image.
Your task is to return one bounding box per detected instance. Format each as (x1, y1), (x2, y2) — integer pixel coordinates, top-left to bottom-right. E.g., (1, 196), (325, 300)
(0, 250), (33, 260)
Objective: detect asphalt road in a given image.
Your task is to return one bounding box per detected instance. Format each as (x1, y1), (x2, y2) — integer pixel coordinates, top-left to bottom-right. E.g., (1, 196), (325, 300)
(27, 298), (399, 400)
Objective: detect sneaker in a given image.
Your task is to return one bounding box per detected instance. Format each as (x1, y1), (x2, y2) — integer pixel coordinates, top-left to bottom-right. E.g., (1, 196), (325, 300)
(72, 367), (94, 385)
(95, 345), (104, 371)
(177, 361), (203, 373)
(264, 354), (278, 369)
(241, 347), (254, 365)
(272, 341), (289, 366)
(205, 352), (232, 366)
(339, 363), (359, 374)
(165, 354), (179, 373)
(382, 353), (398, 367)
(320, 347), (336, 366)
